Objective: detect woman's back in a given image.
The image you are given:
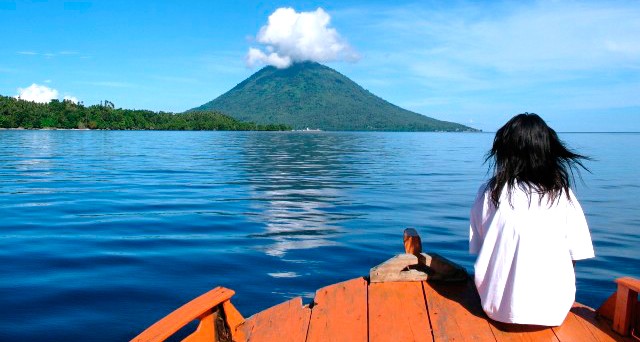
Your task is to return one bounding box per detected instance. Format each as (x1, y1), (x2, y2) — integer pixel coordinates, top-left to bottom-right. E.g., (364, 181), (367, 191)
(470, 113), (594, 326)
(470, 183), (594, 325)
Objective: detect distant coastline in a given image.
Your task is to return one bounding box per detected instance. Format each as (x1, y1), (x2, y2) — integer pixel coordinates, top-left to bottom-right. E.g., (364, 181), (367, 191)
(0, 95), (291, 131)
(0, 127), (92, 131)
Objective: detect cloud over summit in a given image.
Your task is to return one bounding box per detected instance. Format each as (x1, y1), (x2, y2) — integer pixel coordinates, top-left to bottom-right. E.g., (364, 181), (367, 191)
(246, 7), (359, 69)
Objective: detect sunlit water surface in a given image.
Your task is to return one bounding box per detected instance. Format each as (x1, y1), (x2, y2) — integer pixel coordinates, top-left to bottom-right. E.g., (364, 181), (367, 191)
(0, 131), (638, 341)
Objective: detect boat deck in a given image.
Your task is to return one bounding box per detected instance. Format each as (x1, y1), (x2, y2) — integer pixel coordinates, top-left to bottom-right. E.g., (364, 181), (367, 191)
(241, 277), (631, 342)
(131, 231), (639, 341)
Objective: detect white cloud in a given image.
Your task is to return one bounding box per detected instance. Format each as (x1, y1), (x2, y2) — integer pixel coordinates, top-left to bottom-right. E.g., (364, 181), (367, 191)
(247, 47), (292, 69)
(15, 84), (59, 103)
(246, 7), (359, 68)
(14, 84), (80, 104)
(63, 95), (79, 104)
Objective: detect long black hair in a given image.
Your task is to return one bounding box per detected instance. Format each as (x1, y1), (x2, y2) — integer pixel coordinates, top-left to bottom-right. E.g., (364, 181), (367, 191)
(486, 113), (589, 208)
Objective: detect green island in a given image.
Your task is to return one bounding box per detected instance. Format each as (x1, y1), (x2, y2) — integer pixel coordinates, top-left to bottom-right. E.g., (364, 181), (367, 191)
(0, 95), (291, 131)
(1, 62), (479, 132)
(192, 62), (477, 132)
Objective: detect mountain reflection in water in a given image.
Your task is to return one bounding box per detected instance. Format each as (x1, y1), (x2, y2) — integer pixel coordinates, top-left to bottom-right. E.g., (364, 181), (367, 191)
(239, 133), (364, 259)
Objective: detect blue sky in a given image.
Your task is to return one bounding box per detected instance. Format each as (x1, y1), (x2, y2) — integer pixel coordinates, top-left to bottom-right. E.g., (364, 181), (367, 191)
(1, 0), (639, 132)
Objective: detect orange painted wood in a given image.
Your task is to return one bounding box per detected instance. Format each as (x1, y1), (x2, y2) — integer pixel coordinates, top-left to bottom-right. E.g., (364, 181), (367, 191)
(306, 277), (368, 342)
(223, 300), (246, 341)
(617, 277), (640, 292)
(613, 277), (640, 336)
(242, 297), (311, 342)
(182, 310), (216, 342)
(422, 280), (496, 341)
(596, 293), (616, 321)
(617, 276), (640, 337)
(570, 303), (636, 342)
(613, 282), (637, 335)
(131, 287), (235, 342)
(551, 311), (601, 342)
(369, 281), (433, 342)
(488, 322), (558, 342)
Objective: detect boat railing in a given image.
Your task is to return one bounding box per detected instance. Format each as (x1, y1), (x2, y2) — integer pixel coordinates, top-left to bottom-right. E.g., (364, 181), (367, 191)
(597, 276), (640, 338)
(131, 286), (245, 342)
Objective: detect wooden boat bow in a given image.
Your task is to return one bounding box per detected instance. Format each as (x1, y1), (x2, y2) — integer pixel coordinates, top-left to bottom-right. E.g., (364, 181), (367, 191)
(132, 230), (640, 342)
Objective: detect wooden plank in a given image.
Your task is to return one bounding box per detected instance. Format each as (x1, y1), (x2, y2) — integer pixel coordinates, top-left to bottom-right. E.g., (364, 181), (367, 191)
(370, 253), (467, 283)
(617, 277), (640, 292)
(370, 254), (430, 283)
(596, 293), (616, 321)
(242, 297), (311, 342)
(131, 287), (235, 342)
(613, 283), (637, 335)
(182, 309), (216, 342)
(551, 311), (601, 342)
(488, 322), (558, 342)
(423, 279), (496, 341)
(306, 277), (368, 342)
(369, 281), (433, 342)
(570, 303), (636, 342)
(223, 300), (247, 341)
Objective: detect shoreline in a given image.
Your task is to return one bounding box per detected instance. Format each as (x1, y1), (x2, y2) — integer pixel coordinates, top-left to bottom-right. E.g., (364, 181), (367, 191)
(0, 127), (92, 131)
(2, 128), (639, 133)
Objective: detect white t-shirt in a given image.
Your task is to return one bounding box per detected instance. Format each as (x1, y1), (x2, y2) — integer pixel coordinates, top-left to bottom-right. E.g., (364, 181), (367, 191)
(469, 183), (595, 326)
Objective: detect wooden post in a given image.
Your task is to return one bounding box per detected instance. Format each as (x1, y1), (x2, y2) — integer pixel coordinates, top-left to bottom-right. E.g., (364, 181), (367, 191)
(223, 300), (246, 341)
(370, 229), (467, 283)
(612, 277), (640, 336)
(403, 228), (422, 255)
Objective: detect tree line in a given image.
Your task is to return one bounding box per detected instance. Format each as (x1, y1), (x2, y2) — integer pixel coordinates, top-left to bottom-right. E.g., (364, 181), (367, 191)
(0, 95), (291, 131)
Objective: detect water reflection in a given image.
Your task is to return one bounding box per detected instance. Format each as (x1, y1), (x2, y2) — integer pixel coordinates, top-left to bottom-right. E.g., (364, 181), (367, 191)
(11, 131), (55, 176)
(238, 132), (363, 259)
(250, 188), (340, 257)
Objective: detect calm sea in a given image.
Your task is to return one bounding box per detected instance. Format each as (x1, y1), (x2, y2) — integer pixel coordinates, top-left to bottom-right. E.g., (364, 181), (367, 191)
(0, 131), (638, 341)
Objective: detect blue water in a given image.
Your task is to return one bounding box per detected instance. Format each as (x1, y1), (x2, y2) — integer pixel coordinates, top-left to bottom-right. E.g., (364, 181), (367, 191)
(0, 131), (638, 341)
